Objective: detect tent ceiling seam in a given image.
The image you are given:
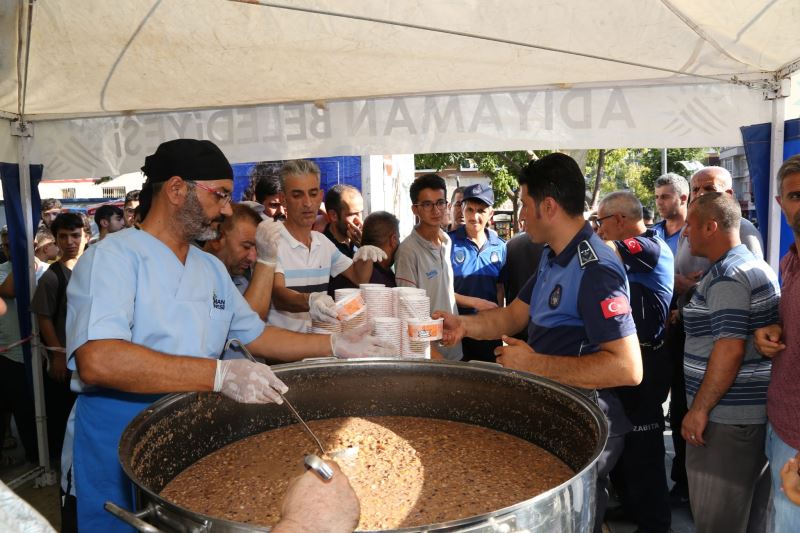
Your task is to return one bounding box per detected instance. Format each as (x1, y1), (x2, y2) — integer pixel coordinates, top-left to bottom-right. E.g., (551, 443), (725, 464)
(659, 0), (753, 67)
(228, 0), (767, 89)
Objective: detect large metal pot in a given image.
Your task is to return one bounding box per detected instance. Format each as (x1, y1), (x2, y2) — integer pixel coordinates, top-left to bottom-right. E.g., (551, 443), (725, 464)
(110, 359), (607, 532)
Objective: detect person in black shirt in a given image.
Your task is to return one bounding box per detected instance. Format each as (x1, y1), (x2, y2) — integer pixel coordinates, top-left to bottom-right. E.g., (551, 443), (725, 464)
(323, 184), (363, 258)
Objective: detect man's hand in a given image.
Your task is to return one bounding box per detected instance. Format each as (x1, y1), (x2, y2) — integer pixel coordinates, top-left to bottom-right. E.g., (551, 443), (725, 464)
(495, 336), (537, 372)
(780, 453), (800, 506)
(213, 360), (288, 404)
(754, 324), (785, 357)
(48, 352), (69, 382)
(347, 220), (363, 248)
(273, 462), (360, 533)
(330, 321), (393, 358)
(352, 245), (387, 264)
(681, 407), (708, 447)
(431, 311), (466, 346)
(256, 219), (282, 266)
(309, 292), (339, 325)
(675, 271), (703, 294)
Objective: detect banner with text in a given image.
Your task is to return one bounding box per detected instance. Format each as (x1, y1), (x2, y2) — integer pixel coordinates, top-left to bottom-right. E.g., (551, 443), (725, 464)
(29, 83), (771, 180)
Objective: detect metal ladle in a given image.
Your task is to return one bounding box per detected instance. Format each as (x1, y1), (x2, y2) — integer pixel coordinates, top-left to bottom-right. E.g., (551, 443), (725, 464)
(224, 338), (328, 456)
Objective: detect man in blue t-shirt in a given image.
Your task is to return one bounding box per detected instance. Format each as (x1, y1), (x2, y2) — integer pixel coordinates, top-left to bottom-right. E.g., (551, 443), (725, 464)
(450, 183), (507, 362)
(596, 191), (674, 533)
(652, 173), (689, 257)
(435, 153), (642, 533)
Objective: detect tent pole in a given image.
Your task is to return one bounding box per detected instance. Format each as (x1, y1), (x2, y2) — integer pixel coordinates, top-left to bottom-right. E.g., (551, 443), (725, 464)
(767, 97), (785, 270)
(17, 131), (52, 476)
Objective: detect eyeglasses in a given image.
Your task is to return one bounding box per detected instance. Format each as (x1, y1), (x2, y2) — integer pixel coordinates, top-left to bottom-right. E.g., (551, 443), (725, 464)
(595, 214), (624, 227)
(414, 199), (449, 211)
(189, 181), (232, 206)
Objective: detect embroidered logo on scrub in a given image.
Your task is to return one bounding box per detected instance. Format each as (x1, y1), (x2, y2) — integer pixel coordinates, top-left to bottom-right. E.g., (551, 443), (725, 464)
(549, 284), (562, 308)
(600, 296), (629, 319)
(623, 238), (643, 254)
(454, 250), (466, 264)
(212, 290), (226, 310)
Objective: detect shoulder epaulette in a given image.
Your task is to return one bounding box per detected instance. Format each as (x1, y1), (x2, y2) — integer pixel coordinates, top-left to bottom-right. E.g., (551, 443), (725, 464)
(577, 240), (599, 268)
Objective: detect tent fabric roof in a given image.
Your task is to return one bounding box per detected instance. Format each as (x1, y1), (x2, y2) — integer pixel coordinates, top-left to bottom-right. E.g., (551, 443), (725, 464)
(2, 0), (799, 120)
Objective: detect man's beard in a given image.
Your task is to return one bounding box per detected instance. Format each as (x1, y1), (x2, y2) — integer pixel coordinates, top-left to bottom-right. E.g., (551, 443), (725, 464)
(178, 188), (223, 241)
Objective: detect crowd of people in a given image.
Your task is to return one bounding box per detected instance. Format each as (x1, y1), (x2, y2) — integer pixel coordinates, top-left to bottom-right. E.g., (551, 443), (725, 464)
(0, 139), (799, 533)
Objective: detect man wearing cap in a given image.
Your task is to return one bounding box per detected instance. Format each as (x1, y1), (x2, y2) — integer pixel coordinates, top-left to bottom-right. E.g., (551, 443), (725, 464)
(449, 183), (507, 362)
(65, 139), (386, 531)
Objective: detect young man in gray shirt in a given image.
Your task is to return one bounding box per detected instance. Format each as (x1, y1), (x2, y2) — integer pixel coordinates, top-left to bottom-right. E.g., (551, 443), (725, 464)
(395, 173), (463, 360)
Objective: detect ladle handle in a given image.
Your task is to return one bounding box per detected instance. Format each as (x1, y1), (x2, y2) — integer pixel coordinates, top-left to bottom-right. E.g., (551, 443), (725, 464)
(104, 502), (164, 533)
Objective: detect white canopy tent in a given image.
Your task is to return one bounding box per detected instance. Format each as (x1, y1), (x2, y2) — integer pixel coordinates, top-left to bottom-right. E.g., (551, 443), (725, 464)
(1, 0), (799, 481)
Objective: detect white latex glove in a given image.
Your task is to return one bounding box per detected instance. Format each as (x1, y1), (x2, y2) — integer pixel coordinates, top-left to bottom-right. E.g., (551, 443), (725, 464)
(330, 321), (393, 358)
(309, 292), (339, 324)
(352, 245), (387, 263)
(256, 219), (282, 266)
(213, 359), (288, 404)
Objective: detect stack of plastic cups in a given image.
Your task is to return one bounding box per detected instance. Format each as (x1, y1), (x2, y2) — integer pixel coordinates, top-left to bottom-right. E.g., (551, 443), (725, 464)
(360, 284), (393, 322)
(371, 317), (401, 357)
(397, 294), (431, 358)
(392, 287), (426, 318)
(309, 319), (342, 335)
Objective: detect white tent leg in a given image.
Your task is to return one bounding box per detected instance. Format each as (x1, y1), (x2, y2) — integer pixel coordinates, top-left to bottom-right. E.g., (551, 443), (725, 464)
(766, 98), (785, 270)
(17, 132), (53, 479)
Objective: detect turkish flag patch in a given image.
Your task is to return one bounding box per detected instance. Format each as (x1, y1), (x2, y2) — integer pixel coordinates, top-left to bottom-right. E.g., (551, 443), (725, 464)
(623, 238), (642, 254)
(601, 296), (630, 319)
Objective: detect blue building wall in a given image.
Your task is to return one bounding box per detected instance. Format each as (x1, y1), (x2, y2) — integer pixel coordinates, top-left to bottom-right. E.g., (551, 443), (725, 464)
(231, 156), (362, 201)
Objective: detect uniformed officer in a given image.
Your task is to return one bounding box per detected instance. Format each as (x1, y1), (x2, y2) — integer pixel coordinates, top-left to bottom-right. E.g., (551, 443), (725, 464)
(596, 191), (674, 533)
(65, 139), (381, 531)
(435, 153), (642, 533)
(449, 183), (507, 362)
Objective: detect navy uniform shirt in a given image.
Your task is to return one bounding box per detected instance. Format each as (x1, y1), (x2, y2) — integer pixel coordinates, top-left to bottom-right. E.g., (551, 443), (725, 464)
(518, 222), (637, 436)
(449, 227), (507, 314)
(611, 230), (674, 343)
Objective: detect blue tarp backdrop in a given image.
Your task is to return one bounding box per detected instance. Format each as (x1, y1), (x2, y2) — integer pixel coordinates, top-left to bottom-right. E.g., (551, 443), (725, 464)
(0, 163), (43, 390)
(742, 118), (800, 261)
(231, 156), (362, 202)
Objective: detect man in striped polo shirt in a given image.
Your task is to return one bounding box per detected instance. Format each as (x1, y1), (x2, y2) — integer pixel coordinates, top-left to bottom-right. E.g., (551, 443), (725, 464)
(681, 192), (780, 533)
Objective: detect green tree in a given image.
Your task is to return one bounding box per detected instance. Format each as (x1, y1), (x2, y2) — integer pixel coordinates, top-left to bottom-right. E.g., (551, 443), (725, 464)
(637, 147), (715, 191)
(415, 151), (546, 223)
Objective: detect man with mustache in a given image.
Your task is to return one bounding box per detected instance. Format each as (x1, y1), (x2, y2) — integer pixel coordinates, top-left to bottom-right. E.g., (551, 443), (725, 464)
(268, 160), (384, 333)
(65, 140), (383, 531)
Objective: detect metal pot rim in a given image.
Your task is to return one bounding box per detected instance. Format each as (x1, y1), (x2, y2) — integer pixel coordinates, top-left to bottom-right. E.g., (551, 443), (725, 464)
(120, 358), (608, 531)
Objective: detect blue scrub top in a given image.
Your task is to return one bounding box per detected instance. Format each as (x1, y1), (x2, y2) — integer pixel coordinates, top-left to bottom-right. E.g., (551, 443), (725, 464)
(612, 230), (674, 343)
(449, 227), (507, 314)
(65, 228), (265, 532)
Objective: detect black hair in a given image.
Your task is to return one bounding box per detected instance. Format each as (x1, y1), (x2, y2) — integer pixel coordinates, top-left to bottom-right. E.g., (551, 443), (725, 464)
(518, 153), (585, 217)
(410, 173), (447, 204)
(362, 211), (400, 247)
(124, 189), (140, 204)
(247, 162), (282, 202)
(94, 204), (123, 226)
(325, 184), (359, 216)
(51, 212), (90, 237)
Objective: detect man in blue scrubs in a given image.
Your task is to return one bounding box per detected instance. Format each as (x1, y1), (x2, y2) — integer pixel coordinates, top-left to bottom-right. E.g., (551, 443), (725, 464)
(435, 153), (642, 533)
(596, 191), (674, 533)
(66, 139), (382, 531)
